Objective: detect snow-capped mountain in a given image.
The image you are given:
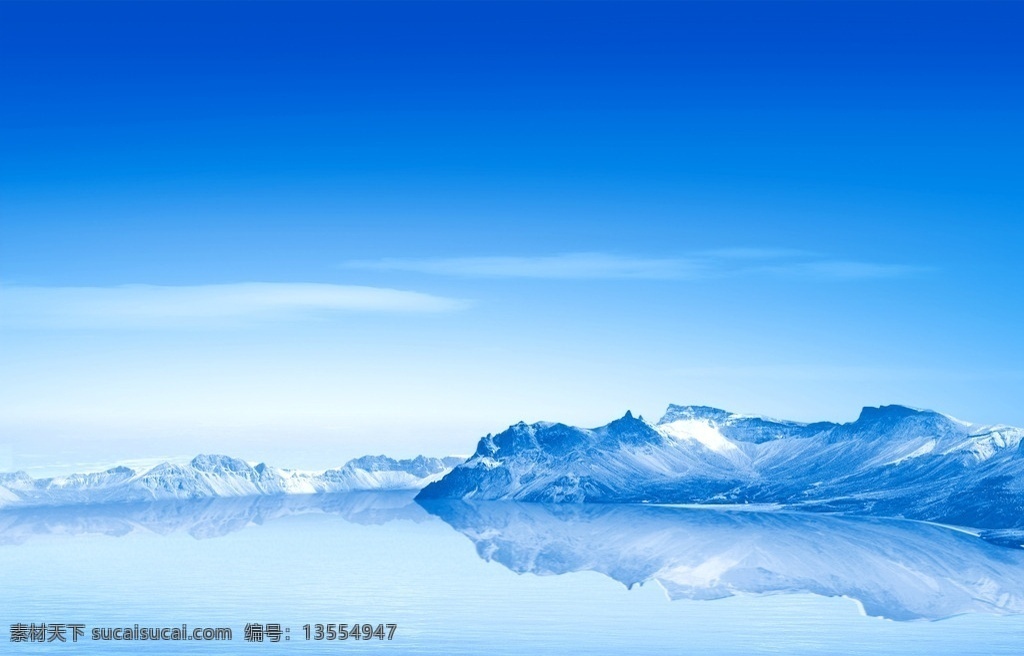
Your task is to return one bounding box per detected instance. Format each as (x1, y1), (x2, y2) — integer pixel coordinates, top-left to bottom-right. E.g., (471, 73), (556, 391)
(417, 404), (1024, 531)
(0, 454), (463, 509)
(422, 500), (1024, 621)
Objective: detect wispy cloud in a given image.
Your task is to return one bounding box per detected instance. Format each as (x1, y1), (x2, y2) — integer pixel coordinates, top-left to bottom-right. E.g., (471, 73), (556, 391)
(697, 247), (817, 260)
(752, 261), (925, 280)
(345, 253), (704, 280)
(0, 283), (467, 329)
(342, 251), (928, 281)
(671, 365), (1024, 383)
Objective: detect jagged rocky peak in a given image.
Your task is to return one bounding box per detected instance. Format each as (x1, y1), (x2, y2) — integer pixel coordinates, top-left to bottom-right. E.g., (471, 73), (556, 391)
(600, 410), (664, 446)
(480, 411), (661, 457)
(417, 403), (1024, 534)
(604, 409), (646, 432)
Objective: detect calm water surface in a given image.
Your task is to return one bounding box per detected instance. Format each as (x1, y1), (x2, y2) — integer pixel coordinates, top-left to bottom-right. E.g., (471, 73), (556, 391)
(1, 492), (1022, 654)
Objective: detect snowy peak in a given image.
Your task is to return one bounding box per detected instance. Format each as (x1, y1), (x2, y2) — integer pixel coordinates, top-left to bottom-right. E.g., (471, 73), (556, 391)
(473, 420), (604, 461)
(46, 466), (138, 490)
(419, 407), (761, 503)
(342, 455), (453, 478)
(0, 472), (32, 487)
(655, 418), (742, 457)
(658, 404), (734, 424)
(600, 411), (665, 446)
(0, 453), (465, 509)
(656, 404), (820, 444)
(477, 412), (663, 459)
(189, 454), (255, 474)
(419, 403), (1024, 533)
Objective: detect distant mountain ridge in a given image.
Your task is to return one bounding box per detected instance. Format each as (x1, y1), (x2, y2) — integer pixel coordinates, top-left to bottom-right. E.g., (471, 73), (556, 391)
(5, 403), (1023, 533)
(417, 404), (1024, 532)
(0, 454), (463, 509)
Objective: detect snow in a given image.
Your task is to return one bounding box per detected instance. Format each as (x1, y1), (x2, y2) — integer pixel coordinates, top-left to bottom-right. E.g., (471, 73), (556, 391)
(6, 401), (1024, 537)
(943, 427), (1024, 461)
(419, 403), (1024, 533)
(0, 486), (19, 504)
(656, 419), (741, 455)
(941, 412), (975, 428)
(0, 453), (462, 509)
(886, 439), (937, 465)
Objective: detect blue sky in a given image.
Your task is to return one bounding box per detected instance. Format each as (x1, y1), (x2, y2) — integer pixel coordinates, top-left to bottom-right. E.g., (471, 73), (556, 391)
(1, 2), (1022, 473)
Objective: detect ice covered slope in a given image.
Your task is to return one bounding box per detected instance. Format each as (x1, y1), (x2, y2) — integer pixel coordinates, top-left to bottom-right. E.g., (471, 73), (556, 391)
(0, 454), (463, 509)
(417, 404), (1024, 531)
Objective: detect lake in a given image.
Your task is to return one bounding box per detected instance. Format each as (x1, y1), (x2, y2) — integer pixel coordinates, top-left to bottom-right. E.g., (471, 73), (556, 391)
(2, 492), (1022, 654)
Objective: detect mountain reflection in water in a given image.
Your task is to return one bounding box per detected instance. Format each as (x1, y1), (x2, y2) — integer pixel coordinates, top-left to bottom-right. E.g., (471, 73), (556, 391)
(3, 492), (1022, 622)
(420, 500), (1024, 621)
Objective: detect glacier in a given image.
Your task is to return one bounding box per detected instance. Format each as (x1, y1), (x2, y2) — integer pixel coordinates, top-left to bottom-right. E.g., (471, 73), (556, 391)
(0, 454), (463, 509)
(417, 404), (1024, 533)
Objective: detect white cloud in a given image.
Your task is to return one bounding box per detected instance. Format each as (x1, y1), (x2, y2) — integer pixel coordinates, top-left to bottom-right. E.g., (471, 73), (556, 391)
(696, 247), (817, 260)
(670, 365), (1024, 383)
(0, 282), (467, 329)
(342, 251), (927, 281)
(344, 253), (705, 280)
(784, 261), (926, 280)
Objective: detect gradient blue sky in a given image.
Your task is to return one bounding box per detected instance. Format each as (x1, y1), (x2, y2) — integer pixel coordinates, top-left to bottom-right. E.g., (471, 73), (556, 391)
(1, 2), (1022, 473)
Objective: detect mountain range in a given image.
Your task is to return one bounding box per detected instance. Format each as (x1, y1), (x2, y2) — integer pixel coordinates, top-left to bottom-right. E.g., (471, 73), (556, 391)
(0, 454), (463, 508)
(3, 403), (1022, 534)
(417, 404), (1024, 532)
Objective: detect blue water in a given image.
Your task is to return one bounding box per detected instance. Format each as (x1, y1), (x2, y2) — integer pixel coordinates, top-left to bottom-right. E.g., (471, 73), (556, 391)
(1, 493), (1022, 654)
